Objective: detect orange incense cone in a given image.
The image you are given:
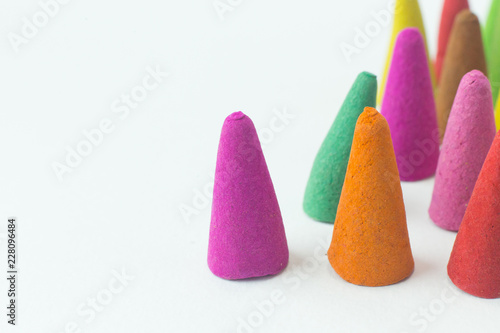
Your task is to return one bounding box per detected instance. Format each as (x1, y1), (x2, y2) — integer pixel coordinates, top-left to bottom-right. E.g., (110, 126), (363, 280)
(328, 107), (414, 287)
(436, 10), (487, 141)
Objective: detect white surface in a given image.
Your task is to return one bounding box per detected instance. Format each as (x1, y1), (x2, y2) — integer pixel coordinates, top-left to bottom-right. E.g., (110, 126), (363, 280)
(0, 0), (498, 332)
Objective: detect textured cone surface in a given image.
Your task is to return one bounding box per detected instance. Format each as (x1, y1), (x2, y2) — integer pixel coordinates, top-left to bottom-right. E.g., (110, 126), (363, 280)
(208, 112), (288, 280)
(485, 0), (500, 106)
(429, 70), (496, 231)
(437, 10), (487, 141)
(328, 107), (414, 287)
(381, 28), (440, 181)
(303, 72), (377, 223)
(448, 131), (500, 299)
(496, 97), (500, 130)
(435, 0), (469, 81)
(378, 0), (435, 106)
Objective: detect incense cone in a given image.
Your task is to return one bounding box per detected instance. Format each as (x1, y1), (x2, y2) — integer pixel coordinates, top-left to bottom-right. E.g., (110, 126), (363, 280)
(429, 71), (496, 231)
(435, 0), (469, 81)
(496, 96), (500, 130)
(437, 10), (487, 141)
(208, 112), (288, 280)
(378, 0), (435, 106)
(381, 28), (440, 181)
(303, 72), (377, 223)
(328, 107), (414, 287)
(485, 0), (500, 105)
(448, 130), (500, 299)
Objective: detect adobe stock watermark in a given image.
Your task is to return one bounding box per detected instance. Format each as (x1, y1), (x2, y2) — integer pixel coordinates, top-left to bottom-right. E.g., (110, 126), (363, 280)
(51, 65), (169, 182)
(8, 0), (72, 53)
(213, 0), (244, 21)
(402, 280), (460, 333)
(179, 107), (295, 224)
(340, 0), (402, 63)
(55, 267), (135, 333)
(236, 237), (330, 333)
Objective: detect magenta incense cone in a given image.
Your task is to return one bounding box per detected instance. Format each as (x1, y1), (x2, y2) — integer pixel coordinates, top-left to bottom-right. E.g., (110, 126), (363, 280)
(208, 111), (289, 280)
(381, 28), (440, 181)
(429, 70), (496, 231)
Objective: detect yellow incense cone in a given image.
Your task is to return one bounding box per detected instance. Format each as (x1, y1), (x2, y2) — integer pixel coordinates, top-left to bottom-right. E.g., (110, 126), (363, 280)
(495, 97), (500, 130)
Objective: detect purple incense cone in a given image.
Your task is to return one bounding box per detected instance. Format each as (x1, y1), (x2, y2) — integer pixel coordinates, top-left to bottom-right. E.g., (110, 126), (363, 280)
(429, 70), (496, 231)
(208, 112), (289, 280)
(381, 28), (440, 181)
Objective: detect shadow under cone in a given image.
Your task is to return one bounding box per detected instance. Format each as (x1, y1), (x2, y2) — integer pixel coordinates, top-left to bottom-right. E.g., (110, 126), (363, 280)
(303, 72), (377, 223)
(328, 107), (414, 287)
(381, 28), (440, 181)
(208, 112), (288, 280)
(429, 70), (496, 231)
(448, 130), (500, 299)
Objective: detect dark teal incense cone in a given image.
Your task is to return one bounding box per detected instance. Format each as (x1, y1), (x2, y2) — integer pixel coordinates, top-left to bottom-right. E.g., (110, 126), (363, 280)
(303, 72), (377, 223)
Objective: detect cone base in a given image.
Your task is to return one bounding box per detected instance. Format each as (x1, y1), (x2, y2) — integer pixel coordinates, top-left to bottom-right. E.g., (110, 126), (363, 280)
(400, 172), (435, 182)
(329, 254), (414, 287)
(428, 206), (460, 231)
(428, 199), (462, 232)
(208, 258), (289, 281)
(448, 267), (500, 299)
(429, 216), (459, 232)
(303, 203), (336, 224)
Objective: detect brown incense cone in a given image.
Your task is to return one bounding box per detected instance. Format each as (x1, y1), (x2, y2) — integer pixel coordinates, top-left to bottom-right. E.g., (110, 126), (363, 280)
(436, 10), (487, 141)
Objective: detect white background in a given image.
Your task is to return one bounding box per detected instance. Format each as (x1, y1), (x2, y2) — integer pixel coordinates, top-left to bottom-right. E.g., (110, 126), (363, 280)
(0, 0), (498, 332)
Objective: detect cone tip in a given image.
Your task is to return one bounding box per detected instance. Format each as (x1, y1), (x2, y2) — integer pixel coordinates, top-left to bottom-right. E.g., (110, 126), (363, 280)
(456, 9), (478, 24)
(226, 111), (248, 121)
(359, 107), (383, 123)
(461, 69), (488, 86)
(398, 27), (423, 41)
(394, 28), (426, 56)
(359, 71), (376, 80)
(395, 0), (420, 12)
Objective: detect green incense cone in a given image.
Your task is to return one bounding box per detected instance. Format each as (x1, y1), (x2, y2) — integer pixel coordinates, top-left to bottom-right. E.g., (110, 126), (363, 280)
(485, 0), (500, 104)
(303, 72), (377, 223)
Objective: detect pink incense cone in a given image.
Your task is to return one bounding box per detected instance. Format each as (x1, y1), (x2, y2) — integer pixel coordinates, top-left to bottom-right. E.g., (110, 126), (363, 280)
(208, 112), (288, 280)
(429, 70), (496, 231)
(381, 28), (440, 181)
